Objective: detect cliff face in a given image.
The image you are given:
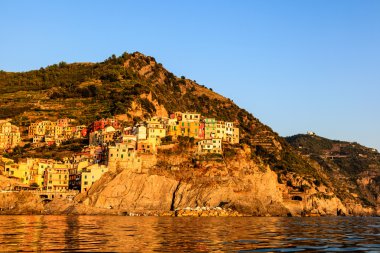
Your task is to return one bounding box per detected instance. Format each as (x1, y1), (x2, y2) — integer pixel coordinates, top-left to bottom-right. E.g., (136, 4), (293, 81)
(74, 144), (377, 216)
(286, 134), (380, 214)
(78, 168), (287, 216)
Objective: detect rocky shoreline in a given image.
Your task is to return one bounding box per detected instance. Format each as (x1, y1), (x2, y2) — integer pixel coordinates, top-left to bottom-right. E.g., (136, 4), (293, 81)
(162, 207), (244, 217)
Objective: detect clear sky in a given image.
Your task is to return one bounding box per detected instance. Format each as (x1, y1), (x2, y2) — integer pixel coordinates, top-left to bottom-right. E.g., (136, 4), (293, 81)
(1, 0), (379, 150)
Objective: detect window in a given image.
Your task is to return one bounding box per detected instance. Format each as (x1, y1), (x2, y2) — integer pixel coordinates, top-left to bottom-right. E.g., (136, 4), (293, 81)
(84, 181), (88, 185)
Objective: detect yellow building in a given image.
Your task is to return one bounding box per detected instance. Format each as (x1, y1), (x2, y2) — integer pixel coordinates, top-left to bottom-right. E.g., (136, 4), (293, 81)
(100, 126), (117, 144)
(54, 125), (63, 137)
(147, 117), (166, 138)
(223, 122), (240, 144)
(44, 164), (70, 191)
(215, 121), (226, 139)
(1, 157), (55, 188)
(0, 157), (15, 174)
(63, 126), (74, 137)
(28, 119), (79, 145)
(167, 124), (179, 138)
(108, 143), (142, 172)
(28, 120), (57, 137)
(168, 121), (201, 139)
(182, 112), (201, 122)
(0, 121), (21, 149)
(197, 138), (222, 155)
(137, 139), (156, 154)
(147, 127), (166, 145)
(147, 117), (166, 148)
(7, 160), (32, 185)
(89, 126), (117, 146)
(122, 134), (137, 150)
(31, 159), (53, 187)
(229, 127), (240, 144)
(81, 164), (109, 192)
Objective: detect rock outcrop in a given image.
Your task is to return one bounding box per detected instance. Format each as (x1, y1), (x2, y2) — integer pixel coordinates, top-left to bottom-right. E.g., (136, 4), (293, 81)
(72, 145), (378, 217)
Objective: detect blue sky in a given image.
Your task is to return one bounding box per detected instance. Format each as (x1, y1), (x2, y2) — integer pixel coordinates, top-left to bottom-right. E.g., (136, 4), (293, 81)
(1, 1), (379, 149)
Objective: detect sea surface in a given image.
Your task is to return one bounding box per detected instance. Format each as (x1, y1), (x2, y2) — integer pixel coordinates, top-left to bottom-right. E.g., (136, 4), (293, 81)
(0, 216), (379, 252)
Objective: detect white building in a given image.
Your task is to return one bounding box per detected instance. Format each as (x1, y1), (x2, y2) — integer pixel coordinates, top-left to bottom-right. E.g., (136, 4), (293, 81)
(197, 138), (222, 155)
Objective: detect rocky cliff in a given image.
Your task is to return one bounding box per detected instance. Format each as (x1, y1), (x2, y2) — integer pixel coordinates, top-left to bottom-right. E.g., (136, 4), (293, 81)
(72, 143), (377, 216)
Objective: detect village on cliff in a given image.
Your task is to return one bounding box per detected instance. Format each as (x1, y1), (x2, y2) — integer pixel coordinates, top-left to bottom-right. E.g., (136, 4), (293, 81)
(0, 112), (239, 197)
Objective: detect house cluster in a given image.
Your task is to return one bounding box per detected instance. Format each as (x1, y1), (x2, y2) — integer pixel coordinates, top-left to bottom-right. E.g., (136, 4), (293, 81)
(89, 112), (239, 158)
(0, 146), (108, 193)
(166, 112), (240, 154)
(85, 112), (240, 172)
(1, 112), (240, 193)
(0, 121), (21, 150)
(28, 118), (87, 146)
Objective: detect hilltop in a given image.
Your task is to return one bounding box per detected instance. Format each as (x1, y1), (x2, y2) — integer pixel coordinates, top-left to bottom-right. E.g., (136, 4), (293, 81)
(286, 134), (380, 208)
(0, 52), (378, 216)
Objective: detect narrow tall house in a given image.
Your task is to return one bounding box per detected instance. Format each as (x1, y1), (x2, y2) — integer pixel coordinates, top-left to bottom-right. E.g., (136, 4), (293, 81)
(0, 121), (21, 150)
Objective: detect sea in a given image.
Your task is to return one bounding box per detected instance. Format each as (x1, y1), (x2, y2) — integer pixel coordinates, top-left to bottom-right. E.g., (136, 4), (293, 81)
(0, 216), (379, 252)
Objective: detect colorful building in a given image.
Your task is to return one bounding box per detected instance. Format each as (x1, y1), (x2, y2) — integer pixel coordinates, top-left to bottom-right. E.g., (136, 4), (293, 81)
(204, 118), (216, 139)
(197, 138), (222, 154)
(137, 139), (156, 154)
(89, 126), (118, 146)
(107, 143), (142, 171)
(182, 112), (201, 122)
(215, 121), (226, 139)
(80, 164), (109, 192)
(133, 124), (147, 141)
(0, 121), (21, 150)
(44, 164), (70, 191)
(89, 118), (119, 133)
(6, 159), (32, 185)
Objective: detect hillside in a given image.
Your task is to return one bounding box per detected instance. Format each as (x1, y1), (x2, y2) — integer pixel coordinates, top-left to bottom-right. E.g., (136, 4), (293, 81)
(0, 52), (378, 216)
(0, 52), (314, 177)
(286, 134), (380, 208)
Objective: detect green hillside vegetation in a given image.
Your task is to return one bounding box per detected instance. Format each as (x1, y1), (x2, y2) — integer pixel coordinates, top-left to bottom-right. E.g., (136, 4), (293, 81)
(286, 134), (380, 207)
(1, 53), (255, 132)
